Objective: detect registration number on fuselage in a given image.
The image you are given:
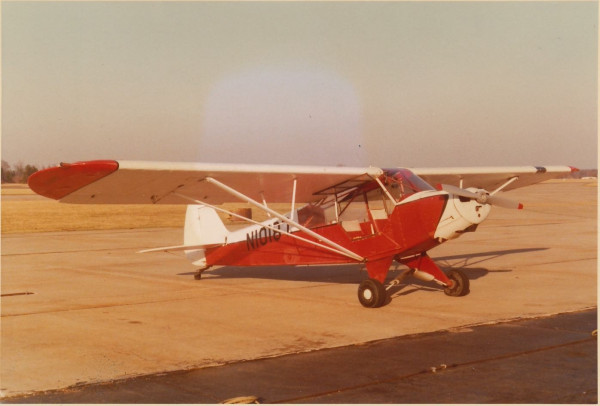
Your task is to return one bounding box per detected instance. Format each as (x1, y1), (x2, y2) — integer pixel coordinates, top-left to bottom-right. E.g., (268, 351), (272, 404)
(246, 221), (290, 250)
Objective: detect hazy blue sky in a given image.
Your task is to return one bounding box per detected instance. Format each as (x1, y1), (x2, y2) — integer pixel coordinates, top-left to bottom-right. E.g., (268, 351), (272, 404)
(2, 1), (598, 169)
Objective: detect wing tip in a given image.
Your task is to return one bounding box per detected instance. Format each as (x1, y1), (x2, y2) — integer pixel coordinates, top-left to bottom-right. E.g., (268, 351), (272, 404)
(28, 160), (119, 200)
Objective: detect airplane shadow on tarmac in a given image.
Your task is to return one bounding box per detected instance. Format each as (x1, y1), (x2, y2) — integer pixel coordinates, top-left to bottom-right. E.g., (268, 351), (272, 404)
(176, 247), (548, 293)
(433, 247), (548, 272)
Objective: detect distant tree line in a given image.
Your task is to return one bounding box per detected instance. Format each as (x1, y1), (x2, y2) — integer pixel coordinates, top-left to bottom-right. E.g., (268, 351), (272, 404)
(1, 160), (50, 184)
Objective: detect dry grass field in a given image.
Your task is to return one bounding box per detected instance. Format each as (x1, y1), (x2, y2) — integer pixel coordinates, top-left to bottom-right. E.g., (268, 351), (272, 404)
(3, 180), (592, 234)
(2, 192), (186, 234)
(1, 184), (37, 195)
(2, 201), (187, 233)
(1, 184), (291, 233)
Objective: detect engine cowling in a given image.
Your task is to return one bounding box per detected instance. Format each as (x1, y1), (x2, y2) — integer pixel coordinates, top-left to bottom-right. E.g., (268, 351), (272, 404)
(434, 188), (492, 241)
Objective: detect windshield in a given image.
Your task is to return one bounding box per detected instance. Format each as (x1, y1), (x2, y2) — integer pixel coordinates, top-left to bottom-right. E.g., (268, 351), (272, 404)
(383, 168), (435, 202)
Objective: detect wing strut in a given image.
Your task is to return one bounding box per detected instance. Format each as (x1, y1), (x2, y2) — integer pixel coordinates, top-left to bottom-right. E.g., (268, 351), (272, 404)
(290, 178), (297, 221)
(490, 177), (519, 195)
(173, 193), (362, 261)
(203, 177), (364, 262)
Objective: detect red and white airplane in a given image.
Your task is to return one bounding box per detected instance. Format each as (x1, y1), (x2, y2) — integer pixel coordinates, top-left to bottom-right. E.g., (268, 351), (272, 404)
(28, 160), (577, 308)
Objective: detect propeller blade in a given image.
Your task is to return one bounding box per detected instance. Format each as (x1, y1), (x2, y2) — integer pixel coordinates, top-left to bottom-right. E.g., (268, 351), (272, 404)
(487, 195), (524, 210)
(441, 184), (523, 210)
(440, 184), (479, 200)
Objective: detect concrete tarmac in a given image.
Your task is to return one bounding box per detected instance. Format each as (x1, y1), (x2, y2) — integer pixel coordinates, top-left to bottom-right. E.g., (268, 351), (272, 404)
(5, 309), (597, 403)
(1, 180), (597, 401)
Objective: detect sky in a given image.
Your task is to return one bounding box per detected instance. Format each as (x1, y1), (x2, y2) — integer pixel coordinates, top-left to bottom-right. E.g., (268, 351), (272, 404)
(1, 1), (598, 169)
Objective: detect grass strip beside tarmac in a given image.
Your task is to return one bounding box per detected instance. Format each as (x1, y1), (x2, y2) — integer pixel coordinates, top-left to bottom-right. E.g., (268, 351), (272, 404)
(1, 200), (187, 233)
(1, 184), (290, 233)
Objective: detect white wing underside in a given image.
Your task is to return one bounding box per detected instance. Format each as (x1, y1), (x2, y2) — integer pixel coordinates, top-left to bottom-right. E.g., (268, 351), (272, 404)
(53, 161), (574, 205)
(411, 166), (574, 192)
(59, 161), (382, 205)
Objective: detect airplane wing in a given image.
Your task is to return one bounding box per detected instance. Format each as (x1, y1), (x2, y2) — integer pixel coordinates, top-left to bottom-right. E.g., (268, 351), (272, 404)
(28, 161), (577, 205)
(410, 166), (577, 192)
(28, 160), (383, 205)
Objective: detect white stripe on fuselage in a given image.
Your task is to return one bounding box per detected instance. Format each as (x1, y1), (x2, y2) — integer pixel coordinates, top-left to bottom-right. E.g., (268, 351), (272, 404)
(396, 190), (449, 205)
(228, 215), (295, 248)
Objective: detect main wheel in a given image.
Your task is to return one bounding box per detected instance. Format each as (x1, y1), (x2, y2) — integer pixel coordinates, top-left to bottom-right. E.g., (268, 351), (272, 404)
(358, 279), (387, 308)
(443, 269), (470, 296)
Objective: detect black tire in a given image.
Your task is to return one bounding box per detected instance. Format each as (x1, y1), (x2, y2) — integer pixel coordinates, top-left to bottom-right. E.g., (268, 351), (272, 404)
(358, 279), (387, 308)
(443, 269), (470, 296)
(194, 273), (202, 280)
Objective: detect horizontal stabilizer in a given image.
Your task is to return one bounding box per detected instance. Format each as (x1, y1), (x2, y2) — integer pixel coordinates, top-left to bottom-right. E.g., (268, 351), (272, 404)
(138, 243), (223, 254)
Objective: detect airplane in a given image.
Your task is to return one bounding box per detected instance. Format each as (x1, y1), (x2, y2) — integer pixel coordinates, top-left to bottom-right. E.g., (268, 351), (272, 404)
(28, 160), (577, 308)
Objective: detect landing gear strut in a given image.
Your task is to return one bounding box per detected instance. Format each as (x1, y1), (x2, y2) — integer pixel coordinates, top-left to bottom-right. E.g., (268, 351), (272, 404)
(358, 254), (471, 307)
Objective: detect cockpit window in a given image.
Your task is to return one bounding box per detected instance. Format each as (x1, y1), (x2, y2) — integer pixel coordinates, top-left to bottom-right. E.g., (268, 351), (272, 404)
(384, 169), (435, 202)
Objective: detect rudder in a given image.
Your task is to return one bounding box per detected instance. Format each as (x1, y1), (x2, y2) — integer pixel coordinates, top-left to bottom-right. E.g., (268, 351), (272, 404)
(184, 205), (229, 247)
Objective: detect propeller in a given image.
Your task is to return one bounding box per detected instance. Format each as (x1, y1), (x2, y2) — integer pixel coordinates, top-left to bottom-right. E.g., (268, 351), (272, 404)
(441, 184), (523, 210)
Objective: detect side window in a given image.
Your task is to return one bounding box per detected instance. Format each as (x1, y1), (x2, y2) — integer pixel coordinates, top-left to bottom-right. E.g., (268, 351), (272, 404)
(297, 204), (326, 228)
(366, 188), (391, 217)
(384, 170), (433, 203)
(386, 180), (402, 202)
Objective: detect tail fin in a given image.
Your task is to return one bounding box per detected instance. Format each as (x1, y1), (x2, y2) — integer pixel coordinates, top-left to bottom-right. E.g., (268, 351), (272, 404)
(139, 205), (228, 270)
(184, 205), (229, 247)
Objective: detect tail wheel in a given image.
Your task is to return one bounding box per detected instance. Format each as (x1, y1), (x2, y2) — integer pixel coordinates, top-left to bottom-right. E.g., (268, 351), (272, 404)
(358, 279), (387, 308)
(443, 269), (470, 297)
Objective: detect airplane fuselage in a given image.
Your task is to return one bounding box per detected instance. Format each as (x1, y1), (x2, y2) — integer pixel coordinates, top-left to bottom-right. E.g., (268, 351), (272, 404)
(197, 190), (455, 283)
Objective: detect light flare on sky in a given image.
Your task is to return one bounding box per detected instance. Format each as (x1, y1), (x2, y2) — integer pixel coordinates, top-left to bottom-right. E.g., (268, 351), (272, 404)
(201, 66), (367, 166)
(0, 1), (596, 169)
